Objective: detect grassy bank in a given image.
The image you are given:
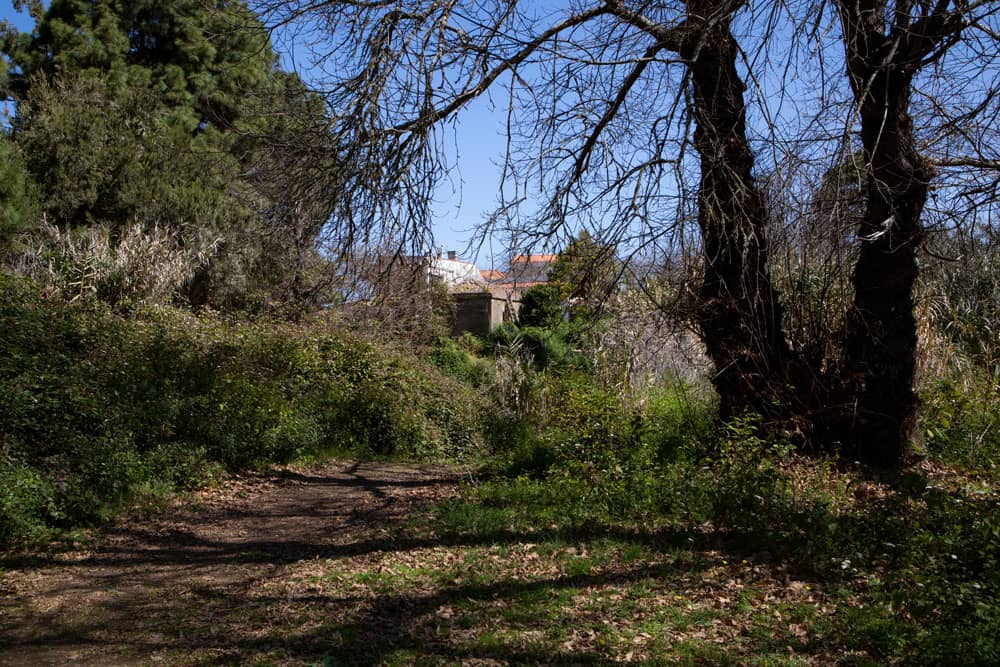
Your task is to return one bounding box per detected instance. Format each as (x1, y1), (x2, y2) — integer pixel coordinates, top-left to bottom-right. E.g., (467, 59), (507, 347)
(0, 274), (487, 546)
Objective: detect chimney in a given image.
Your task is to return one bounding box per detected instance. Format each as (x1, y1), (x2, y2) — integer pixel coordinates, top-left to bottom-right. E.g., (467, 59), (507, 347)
(447, 250), (457, 261)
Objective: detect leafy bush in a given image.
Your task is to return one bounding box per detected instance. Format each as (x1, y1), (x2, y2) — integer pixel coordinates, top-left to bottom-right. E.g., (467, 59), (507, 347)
(429, 336), (492, 387)
(0, 136), (37, 253)
(0, 274), (488, 546)
(922, 372), (1000, 473)
(517, 283), (565, 328)
(0, 458), (60, 545)
(489, 321), (586, 372)
(640, 382), (716, 461)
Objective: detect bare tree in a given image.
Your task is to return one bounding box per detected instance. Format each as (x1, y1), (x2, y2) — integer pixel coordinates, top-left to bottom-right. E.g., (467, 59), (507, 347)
(252, 0), (999, 465)
(831, 0), (1000, 465)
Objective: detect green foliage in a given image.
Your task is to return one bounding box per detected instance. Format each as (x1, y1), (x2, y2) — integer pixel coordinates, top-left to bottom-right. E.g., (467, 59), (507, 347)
(429, 336), (492, 387)
(545, 371), (632, 462)
(2, 0), (335, 311)
(546, 229), (621, 311)
(517, 283), (564, 328)
(640, 384), (717, 461)
(922, 372), (1000, 473)
(15, 69), (256, 232)
(514, 232), (620, 329)
(917, 235), (1000, 475)
(926, 234), (1000, 372)
(449, 390), (1000, 664)
(3, 0), (274, 124)
(0, 275), (488, 546)
(0, 136), (36, 253)
(699, 417), (800, 532)
(490, 321), (584, 372)
(482, 359), (717, 507)
(0, 458), (59, 545)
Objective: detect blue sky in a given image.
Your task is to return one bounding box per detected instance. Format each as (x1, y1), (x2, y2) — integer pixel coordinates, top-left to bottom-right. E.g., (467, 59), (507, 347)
(0, 0), (32, 126)
(417, 94), (511, 267)
(0, 0), (31, 31)
(8, 2), (991, 267)
(271, 10), (514, 268)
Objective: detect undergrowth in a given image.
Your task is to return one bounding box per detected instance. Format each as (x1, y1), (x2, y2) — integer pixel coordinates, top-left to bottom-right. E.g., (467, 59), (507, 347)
(424, 326), (1000, 664)
(0, 274), (487, 547)
(5, 267), (999, 663)
(435, 422), (999, 663)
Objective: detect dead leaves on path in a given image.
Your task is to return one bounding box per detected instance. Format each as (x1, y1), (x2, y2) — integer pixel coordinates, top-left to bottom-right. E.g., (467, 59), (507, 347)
(0, 460), (878, 665)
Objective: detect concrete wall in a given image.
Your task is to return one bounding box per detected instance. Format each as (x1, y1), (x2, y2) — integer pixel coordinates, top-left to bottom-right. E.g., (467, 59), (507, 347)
(452, 291), (520, 338)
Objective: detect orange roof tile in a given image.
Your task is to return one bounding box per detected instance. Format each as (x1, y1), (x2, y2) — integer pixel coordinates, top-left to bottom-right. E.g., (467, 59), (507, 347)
(510, 254), (558, 264)
(498, 280), (548, 288)
(480, 269), (505, 281)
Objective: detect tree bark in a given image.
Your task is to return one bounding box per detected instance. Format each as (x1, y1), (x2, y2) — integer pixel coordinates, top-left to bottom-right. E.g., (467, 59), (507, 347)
(680, 3), (799, 426)
(836, 3), (938, 466)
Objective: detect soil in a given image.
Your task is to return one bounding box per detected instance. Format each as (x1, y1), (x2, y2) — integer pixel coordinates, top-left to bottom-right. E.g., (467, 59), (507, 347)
(0, 461), (466, 666)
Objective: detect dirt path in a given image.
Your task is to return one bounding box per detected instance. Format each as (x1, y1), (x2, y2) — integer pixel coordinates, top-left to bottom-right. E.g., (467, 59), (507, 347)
(0, 461), (466, 666)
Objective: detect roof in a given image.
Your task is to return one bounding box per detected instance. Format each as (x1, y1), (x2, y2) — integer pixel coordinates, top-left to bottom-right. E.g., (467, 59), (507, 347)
(502, 254), (556, 284)
(479, 269), (505, 282)
(510, 254), (558, 264)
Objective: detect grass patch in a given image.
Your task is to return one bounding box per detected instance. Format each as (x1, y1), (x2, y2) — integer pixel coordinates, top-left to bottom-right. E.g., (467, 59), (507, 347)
(285, 431), (996, 665)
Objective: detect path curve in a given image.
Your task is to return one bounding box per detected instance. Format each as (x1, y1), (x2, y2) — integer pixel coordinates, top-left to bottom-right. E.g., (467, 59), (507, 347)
(0, 461), (465, 666)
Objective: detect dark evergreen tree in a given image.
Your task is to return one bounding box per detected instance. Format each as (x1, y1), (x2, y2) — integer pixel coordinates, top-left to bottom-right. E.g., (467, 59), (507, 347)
(547, 230), (620, 317)
(518, 283), (564, 328)
(1, 0), (334, 309)
(0, 135), (36, 253)
(3, 0), (274, 128)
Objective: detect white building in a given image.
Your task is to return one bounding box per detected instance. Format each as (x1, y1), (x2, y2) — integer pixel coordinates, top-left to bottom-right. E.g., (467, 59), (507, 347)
(425, 250), (480, 286)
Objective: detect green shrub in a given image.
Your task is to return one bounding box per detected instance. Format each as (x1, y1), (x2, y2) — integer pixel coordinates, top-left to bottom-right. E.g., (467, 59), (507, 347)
(0, 274), (489, 546)
(489, 321), (586, 372)
(429, 337), (492, 387)
(922, 372), (1000, 473)
(518, 283), (565, 328)
(0, 137), (37, 253)
(639, 382), (716, 461)
(481, 412), (555, 479)
(0, 459), (59, 544)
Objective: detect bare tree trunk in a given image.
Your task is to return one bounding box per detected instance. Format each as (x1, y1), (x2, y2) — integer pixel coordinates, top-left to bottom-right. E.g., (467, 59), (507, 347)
(833, 0), (961, 466)
(839, 69), (929, 466)
(681, 4), (799, 425)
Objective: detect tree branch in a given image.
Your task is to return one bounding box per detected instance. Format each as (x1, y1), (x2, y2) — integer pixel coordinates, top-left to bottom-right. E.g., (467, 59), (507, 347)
(601, 0), (685, 50)
(392, 5), (612, 134)
(572, 41), (674, 181)
(933, 156), (1000, 170)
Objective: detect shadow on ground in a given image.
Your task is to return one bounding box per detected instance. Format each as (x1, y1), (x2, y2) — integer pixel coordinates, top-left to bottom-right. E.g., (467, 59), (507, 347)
(0, 460), (848, 665)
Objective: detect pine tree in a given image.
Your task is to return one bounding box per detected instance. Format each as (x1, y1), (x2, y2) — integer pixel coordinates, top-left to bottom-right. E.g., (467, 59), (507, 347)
(2, 0), (333, 309)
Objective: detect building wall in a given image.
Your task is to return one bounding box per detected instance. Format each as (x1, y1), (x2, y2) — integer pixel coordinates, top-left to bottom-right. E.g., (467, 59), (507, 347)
(427, 256), (480, 285)
(452, 291), (520, 337)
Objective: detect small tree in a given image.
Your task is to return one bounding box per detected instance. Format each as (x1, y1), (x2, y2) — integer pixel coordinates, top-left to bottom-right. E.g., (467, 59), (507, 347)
(547, 230), (622, 316)
(518, 283), (564, 328)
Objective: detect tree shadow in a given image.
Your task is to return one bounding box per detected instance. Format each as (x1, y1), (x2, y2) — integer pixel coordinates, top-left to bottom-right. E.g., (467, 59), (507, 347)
(8, 460), (987, 664)
(2, 551), (717, 664)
